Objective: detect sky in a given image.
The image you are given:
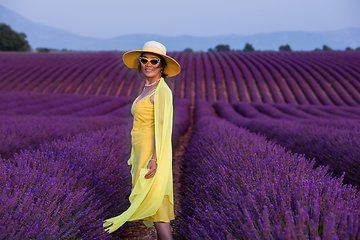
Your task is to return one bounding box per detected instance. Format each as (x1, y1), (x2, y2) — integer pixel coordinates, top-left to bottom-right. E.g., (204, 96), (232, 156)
(0, 0), (359, 39)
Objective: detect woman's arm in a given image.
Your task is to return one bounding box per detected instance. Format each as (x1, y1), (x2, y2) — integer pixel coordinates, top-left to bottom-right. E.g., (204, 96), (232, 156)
(145, 136), (157, 179)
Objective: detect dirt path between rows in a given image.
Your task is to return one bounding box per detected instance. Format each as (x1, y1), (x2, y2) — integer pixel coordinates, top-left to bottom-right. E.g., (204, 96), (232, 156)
(117, 107), (194, 239)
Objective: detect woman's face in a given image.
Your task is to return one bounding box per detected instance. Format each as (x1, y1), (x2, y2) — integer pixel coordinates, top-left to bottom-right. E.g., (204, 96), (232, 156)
(140, 52), (164, 79)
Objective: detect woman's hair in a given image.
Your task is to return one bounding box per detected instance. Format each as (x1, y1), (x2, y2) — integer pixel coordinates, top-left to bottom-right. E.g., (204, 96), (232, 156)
(139, 53), (168, 79)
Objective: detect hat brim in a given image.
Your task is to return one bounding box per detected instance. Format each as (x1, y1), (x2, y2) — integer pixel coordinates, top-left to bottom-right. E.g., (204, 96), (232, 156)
(123, 50), (181, 77)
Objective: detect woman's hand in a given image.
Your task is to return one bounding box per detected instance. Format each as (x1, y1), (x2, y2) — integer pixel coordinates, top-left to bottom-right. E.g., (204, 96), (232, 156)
(145, 160), (157, 179)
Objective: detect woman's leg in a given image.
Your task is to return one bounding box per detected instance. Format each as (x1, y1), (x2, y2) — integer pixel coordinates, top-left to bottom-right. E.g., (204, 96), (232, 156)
(154, 222), (172, 240)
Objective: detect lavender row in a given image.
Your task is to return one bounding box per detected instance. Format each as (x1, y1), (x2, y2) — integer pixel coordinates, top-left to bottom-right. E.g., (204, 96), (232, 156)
(0, 52), (144, 97)
(208, 52), (226, 102)
(239, 53), (284, 103)
(235, 53), (273, 103)
(194, 52), (204, 101)
(213, 101), (360, 187)
(176, 114), (360, 239)
(264, 51), (360, 105)
(39, 96), (118, 116)
(0, 95), (108, 115)
(71, 97), (134, 116)
(263, 52), (325, 105)
(247, 53), (297, 104)
(54, 57), (105, 95)
(272, 53), (347, 106)
(229, 52), (261, 102)
(256, 52), (310, 104)
(216, 101), (360, 129)
(183, 52), (194, 100)
(172, 99), (191, 149)
(0, 115), (130, 159)
(228, 101), (360, 120)
(0, 91), (74, 111)
(194, 99), (215, 122)
(220, 52), (250, 102)
(76, 58), (117, 95)
(277, 53), (358, 105)
(1, 51), (359, 105)
(172, 52), (187, 102)
(41, 57), (100, 94)
(0, 90), (136, 117)
(299, 55), (360, 105)
(0, 123), (133, 239)
(244, 118), (360, 187)
(213, 53), (238, 103)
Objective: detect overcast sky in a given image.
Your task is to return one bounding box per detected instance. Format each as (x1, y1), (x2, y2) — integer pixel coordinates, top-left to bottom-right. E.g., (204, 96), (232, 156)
(0, 0), (359, 39)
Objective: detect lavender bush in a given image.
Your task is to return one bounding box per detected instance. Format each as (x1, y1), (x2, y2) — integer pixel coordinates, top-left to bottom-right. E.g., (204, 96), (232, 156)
(72, 97), (133, 116)
(232, 101), (269, 118)
(39, 96), (113, 116)
(270, 103), (318, 119)
(214, 102), (360, 187)
(235, 53), (272, 103)
(249, 53), (297, 104)
(213, 53), (238, 103)
(208, 52), (226, 102)
(221, 52), (249, 102)
(0, 95), (100, 115)
(183, 52), (193, 100)
(194, 100), (215, 123)
(193, 52), (204, 101)
(0, 123), (133, 239)
(107, 103), (133, 118)
(237, 117), (360, 187)
(240, 53), (285, 104)
(176, 116), (360, 239)
(0, 92), (67, 112)
(172, 99), (191, 149)
(251, 102), (297, 119)
(0, 115), (129, 159)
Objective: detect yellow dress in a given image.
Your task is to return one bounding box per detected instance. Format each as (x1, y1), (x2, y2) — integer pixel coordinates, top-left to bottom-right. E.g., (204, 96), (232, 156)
(104, 78), (174, 233)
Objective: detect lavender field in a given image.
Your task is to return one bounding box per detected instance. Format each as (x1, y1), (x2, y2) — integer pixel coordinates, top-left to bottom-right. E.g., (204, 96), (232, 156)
(0, 51), (360, 239)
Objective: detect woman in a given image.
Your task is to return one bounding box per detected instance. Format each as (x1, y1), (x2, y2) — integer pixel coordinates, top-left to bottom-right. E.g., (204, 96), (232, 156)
(104, 41), (180, 239)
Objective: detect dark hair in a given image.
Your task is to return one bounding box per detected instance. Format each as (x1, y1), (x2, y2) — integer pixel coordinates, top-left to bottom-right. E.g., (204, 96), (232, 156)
(139, 53), (168, 79)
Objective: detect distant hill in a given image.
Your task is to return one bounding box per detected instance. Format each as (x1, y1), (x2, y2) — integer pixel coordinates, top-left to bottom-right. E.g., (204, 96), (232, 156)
(1, 4), (360, 51)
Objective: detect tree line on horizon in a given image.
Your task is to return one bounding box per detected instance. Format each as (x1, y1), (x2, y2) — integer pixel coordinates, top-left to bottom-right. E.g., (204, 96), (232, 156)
(1, 23), (360, 53)
(202, 43), (360, 52)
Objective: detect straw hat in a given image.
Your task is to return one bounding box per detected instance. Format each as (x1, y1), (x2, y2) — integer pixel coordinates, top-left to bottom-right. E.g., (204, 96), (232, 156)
(122, 41), (181, 77)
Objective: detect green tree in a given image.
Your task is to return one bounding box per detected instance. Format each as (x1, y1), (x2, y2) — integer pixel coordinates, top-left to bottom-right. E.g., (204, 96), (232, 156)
(345, 47), (353, 51)
(215, 44), (230, 52)
(184, 48), (193, 52)
(36, 47), (51, 52)
(356, 47), (360, 51)
(0, 23), (30, 51)
(322, 45), (332, 51)
(279, 44), (292, 51)
(243, 43), (254, 52)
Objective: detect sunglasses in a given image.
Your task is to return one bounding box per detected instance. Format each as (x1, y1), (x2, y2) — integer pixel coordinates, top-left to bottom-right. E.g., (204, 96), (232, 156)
(139, 57), (161, 66)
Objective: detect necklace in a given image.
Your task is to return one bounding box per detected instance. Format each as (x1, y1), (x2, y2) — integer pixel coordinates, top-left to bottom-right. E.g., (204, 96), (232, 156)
(145, 78), (161, 87)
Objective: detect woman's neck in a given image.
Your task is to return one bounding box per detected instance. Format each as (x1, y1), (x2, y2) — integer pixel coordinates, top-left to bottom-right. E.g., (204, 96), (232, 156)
(145, 76), (162, 86)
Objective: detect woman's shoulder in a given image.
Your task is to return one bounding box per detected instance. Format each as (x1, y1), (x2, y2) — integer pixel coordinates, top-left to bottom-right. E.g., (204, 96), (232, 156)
(156, 81), (172, 96)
